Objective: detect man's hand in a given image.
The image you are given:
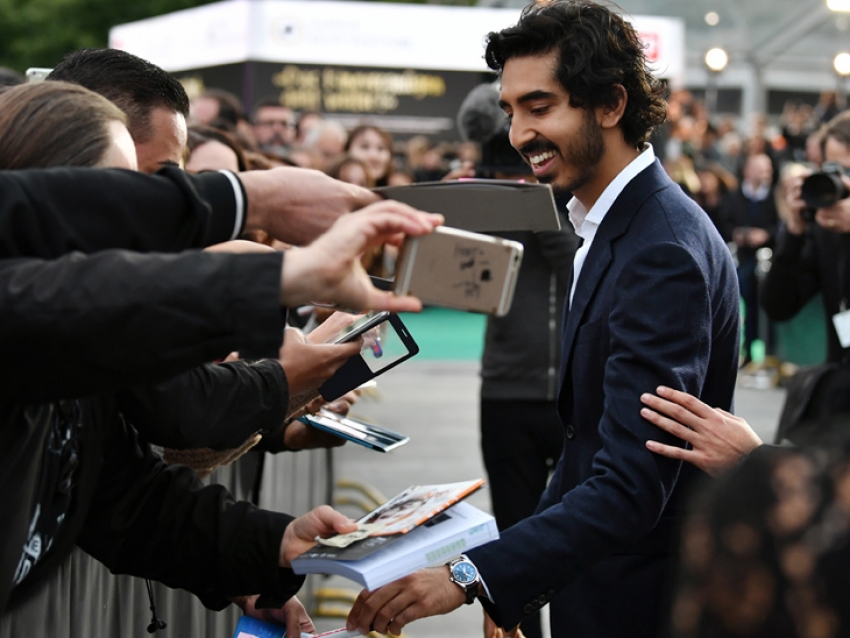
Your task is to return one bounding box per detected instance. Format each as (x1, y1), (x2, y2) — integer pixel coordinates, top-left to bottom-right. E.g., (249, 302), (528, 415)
(484, 611), (524, 638)
(279, 200), (442, 312)
(641, 386), (762, 476)
(784, 172), (811, 235)
(280, 505), (358, 567)
(240, 167), (382, 246)
(234, 594), (315, 638)
(814, 175), (850, 233)
(345, 567), (466, 636)
(277, 326), (361, 398)
(283, 418), (346, 450)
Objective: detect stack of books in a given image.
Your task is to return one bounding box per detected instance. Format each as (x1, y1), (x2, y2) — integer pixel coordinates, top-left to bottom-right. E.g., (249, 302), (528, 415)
(291, 480), (498, 590)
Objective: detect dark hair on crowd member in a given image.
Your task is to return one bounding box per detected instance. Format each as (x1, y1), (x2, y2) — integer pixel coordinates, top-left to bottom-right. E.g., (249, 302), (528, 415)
(186, 123), (248, 172)
(0, 81), (127, 170)
(198, 88), (243, 131)
(0, 66), (24, 88)
(820, 110), (850, 157)
(47, 48), (189, 145)
(251, 96), (291, 122)
(484, 0), (667, 148)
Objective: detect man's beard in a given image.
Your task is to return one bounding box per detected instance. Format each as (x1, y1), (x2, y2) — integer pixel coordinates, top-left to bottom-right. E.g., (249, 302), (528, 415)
(522, 109), (605, 198)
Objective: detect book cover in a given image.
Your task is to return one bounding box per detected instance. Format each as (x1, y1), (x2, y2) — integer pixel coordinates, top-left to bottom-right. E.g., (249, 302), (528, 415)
(291, 501), (498, 591)
(353, 478), (484, 537)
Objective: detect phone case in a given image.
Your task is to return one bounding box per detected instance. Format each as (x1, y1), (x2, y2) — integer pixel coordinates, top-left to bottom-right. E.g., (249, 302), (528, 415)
(393, 226), (524, 316)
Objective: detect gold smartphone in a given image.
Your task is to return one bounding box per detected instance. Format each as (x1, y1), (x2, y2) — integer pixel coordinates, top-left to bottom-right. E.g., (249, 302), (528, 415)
(393, 226), (523, 316)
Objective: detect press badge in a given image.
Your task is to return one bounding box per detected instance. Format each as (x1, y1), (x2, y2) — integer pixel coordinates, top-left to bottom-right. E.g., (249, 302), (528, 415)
(833, 309), (850, 348)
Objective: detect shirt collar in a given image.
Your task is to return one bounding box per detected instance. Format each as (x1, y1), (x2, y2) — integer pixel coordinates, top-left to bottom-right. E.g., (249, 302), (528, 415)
(568, 144), (655, 239)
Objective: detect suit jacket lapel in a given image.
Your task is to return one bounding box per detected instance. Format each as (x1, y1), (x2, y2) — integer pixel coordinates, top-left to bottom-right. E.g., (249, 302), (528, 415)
(558, 160), (670, 392)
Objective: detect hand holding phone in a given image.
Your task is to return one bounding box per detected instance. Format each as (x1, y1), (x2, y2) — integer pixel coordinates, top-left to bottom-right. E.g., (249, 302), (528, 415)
(393, 226), (523, 316)
(323, 311), (390, 345)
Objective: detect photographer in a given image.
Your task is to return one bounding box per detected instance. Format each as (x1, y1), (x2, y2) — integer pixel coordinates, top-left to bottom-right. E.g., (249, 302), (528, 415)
(761, 111), (850, 364)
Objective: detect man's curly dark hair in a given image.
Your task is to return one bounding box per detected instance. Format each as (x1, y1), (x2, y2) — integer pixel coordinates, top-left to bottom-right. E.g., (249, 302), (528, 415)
(484, 0), (667, 149)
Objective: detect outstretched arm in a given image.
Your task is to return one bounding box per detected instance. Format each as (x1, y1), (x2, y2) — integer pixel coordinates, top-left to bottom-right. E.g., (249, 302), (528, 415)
(641, 386), (762, 476)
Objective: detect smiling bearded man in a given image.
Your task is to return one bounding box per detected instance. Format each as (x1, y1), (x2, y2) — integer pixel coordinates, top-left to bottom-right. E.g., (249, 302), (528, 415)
(345, 2), (741, 637)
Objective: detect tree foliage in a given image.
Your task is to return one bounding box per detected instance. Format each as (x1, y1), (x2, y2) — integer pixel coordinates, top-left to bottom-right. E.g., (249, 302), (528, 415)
(0, 0), (476, 74)
(0, 0), (224, 72)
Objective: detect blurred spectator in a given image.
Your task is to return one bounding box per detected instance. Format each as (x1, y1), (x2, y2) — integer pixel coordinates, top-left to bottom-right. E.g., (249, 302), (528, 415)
(665, 156), (701, 198)
(300, 120), (347, 173)
(669, 445), (850, 638)
(345, 124), (394, 187)
(780, 101), (815, 163)
(762, 110), (850, 365)
(295, 111), (322, 146)
(387, 170), (414, 186)
(723, 153), (779, 366)
(775, 162), (811, 226)
(328, 155), (374, 189)
(47, 48), (188, 174)
(695, 162), (737, 238)
(0, 81), (136, 171)
(190, 87), (242, 130)
(815, 90), (841, 125)
(403, 135), (431, 174)
(806, 127), (825, 166)
(0, 66), (24, 88)
(185, 124), (247, 173)
(413, 146), (446, 182)
(252, 97), (297, 155)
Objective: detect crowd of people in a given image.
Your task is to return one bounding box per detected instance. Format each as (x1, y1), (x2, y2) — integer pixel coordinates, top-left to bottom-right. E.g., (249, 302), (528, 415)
(3, 1), (850, 638)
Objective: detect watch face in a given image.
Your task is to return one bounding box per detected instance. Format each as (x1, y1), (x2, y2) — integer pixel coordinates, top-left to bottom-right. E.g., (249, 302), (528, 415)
(452, 561), (477, 584)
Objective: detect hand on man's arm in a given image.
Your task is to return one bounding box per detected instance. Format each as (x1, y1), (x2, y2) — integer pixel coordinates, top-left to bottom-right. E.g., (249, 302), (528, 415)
(641, 386), (763, 476)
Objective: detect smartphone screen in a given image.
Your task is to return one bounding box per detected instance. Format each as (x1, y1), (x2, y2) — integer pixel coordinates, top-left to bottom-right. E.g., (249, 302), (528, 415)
(319, 314), (418, 400)
(326, 311), (390, 344)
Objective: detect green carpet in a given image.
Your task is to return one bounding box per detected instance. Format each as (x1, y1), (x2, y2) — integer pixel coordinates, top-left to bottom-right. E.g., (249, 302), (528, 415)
(399, 307), (486, 361)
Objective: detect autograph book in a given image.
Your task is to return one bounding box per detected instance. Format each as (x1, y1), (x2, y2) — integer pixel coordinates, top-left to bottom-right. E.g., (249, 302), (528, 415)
(375, 179), (560, 233)
(291, 501), (497, 590)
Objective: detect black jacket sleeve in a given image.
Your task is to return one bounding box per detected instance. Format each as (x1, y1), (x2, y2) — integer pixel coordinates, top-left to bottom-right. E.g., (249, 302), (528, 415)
(0, 250), (286, 402)
(117, 360), (289, 451)
(0, 167), (242, 258)
(75, 405), (304, 610)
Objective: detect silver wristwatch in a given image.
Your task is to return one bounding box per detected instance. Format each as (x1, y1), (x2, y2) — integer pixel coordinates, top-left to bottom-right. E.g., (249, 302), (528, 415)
(447, 555), (481, 605)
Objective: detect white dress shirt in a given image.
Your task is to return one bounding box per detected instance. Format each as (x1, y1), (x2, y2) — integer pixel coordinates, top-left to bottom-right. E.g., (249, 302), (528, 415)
(568, 145), (656, 306)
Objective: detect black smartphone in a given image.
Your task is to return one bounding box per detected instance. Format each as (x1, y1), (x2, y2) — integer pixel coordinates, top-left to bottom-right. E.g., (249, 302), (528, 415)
(325, 311), (390, 344)
(319, 313), (419, 400)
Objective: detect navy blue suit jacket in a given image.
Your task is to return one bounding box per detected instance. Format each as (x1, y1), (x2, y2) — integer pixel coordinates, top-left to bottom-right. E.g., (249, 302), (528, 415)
(468, 160), (740, 637)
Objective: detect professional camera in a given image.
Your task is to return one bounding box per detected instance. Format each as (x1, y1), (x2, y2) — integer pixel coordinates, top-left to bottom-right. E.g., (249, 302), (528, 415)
(800, 162), (850, 208)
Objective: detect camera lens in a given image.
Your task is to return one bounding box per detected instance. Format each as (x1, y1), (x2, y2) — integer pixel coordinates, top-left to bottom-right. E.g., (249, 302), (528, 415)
(801, 172), (845, 208)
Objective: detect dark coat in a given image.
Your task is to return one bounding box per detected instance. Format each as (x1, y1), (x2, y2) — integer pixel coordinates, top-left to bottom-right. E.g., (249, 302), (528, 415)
(0, 167), (300, 614)
(469, 160), (740, 637)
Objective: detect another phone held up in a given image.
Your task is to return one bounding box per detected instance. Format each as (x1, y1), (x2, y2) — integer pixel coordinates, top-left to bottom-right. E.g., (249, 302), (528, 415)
(319, 313), (418, 401)
(25, 68), (52, 83)
(393, 226), (524, 317)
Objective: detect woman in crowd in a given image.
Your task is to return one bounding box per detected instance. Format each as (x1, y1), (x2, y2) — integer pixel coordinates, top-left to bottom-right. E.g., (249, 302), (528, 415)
(345, 124), (394, 187)
(328, 155), (374, 189)
(0, 81), (136, 171)
(185, 123), (247, 173)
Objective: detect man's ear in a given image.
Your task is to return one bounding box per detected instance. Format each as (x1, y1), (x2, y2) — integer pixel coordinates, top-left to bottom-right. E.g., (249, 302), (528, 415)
(596, 84), (628, 129)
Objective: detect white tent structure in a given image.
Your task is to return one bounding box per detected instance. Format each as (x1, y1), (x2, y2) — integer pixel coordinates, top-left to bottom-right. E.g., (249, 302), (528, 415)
(110, 0), (684, 139)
